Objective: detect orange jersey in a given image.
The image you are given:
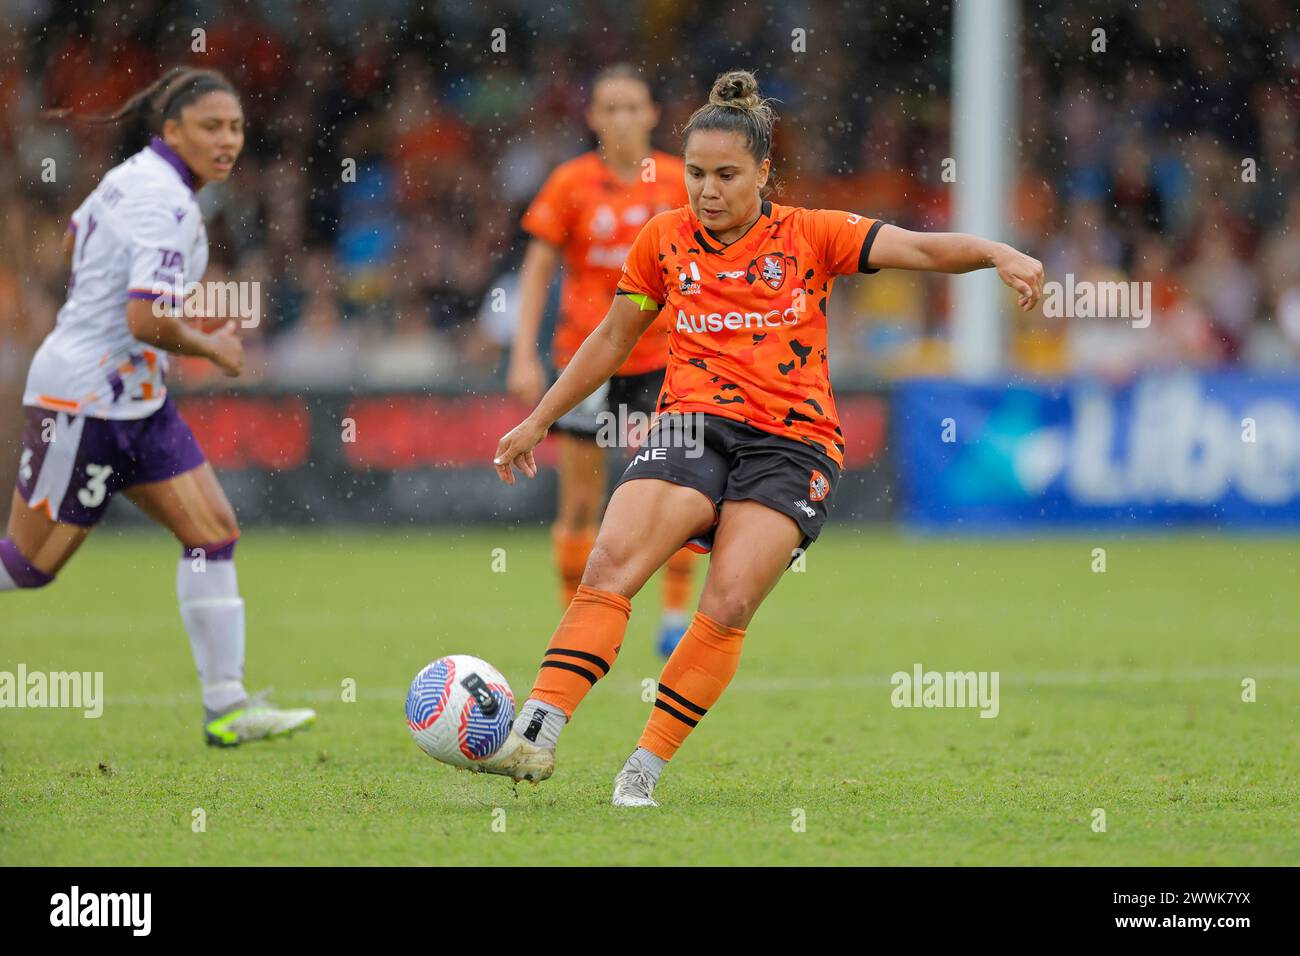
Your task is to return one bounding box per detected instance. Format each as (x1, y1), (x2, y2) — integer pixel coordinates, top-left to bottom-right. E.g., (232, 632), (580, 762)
(617, 200), (883, 467)
(521, 150), (687, 375)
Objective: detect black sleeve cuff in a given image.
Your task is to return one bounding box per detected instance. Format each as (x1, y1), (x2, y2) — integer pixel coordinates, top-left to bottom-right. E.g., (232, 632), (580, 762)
(858, 220), (885, 274)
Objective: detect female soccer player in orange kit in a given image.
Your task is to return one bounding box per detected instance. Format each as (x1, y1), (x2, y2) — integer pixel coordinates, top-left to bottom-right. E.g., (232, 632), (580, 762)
(508, 64), (697, 656)
(487, 70), (1044, 806)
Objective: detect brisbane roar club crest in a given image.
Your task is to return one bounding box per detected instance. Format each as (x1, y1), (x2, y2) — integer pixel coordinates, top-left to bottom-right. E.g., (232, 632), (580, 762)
(809, 469), (829, 502)
(747, 252), (795, 291)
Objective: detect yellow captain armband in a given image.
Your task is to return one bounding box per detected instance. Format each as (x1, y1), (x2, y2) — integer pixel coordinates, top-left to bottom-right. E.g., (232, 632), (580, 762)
(617, 291), (661, 311)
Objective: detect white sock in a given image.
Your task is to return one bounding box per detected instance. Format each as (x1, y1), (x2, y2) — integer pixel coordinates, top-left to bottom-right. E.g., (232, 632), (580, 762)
(512, 698), (567, 749)
(177, 556), (247, 714)
(623, 747), (667, 783)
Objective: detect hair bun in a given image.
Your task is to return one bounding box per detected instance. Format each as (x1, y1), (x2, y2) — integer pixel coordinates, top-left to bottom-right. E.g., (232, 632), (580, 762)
(708, 70), (762, 111)
(681, 69), (777, 192)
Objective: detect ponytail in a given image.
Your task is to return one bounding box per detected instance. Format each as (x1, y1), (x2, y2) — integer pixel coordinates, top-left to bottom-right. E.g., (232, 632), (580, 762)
(44, 66), (237, 129)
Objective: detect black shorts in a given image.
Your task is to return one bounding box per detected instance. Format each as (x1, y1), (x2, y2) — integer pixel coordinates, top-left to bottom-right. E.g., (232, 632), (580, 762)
(613, 412), (841, 556)
(551, 368), (665, 440)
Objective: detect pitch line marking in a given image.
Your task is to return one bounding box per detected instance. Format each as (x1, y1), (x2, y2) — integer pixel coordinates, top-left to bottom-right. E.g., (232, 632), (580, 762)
(89, 666), (1300, 707)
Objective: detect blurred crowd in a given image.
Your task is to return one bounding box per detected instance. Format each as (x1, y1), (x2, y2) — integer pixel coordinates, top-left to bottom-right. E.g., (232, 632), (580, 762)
(1, 0), (1298, 394)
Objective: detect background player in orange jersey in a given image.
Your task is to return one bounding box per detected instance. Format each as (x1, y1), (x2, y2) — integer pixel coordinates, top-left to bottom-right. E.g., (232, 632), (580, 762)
(487, 70), (1044, 806)
(508, 63), (697, 656)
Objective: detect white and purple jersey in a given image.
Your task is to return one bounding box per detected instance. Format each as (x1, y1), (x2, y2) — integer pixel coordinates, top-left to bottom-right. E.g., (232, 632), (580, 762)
(23, 137), (209, 420)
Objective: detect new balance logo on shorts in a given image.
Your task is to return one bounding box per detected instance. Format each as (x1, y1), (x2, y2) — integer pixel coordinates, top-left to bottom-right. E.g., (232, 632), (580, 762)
(794, 499), (816, 518)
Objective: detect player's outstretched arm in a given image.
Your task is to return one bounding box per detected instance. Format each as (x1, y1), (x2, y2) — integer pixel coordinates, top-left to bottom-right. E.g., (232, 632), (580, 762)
(125, 299), (244, 376)
(867, 223), (1045, 311)
(493, 293), (657, 485)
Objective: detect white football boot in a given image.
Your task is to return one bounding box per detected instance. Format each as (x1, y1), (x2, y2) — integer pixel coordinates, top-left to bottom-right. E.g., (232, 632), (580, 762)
(611, 766), (660, 807)
(204, 689), (316, 747)
(471, 730), (555, 782)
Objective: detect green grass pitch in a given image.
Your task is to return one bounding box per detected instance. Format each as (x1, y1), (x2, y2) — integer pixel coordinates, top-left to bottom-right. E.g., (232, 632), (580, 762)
(1, 526), (1296, 865)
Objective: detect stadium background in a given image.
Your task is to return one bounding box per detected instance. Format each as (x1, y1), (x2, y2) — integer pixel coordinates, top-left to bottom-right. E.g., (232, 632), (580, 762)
(3, 0), (1299, 870)
(1, 0), (1298, 527)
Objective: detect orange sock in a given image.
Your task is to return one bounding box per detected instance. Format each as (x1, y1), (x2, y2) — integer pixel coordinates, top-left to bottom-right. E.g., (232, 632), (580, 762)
(638, 611), (745, 760)
(552, 526), (596, 607)
(662, 547), (696, 614)
(529, 584), (631, 717)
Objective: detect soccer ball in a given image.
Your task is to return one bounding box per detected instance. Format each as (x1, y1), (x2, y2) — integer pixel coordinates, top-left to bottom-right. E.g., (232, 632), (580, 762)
(405, 655), (515, 768)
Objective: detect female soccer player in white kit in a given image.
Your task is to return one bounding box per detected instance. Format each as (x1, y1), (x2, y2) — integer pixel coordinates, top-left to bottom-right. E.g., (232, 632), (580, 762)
(2, 67), (315, 746)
